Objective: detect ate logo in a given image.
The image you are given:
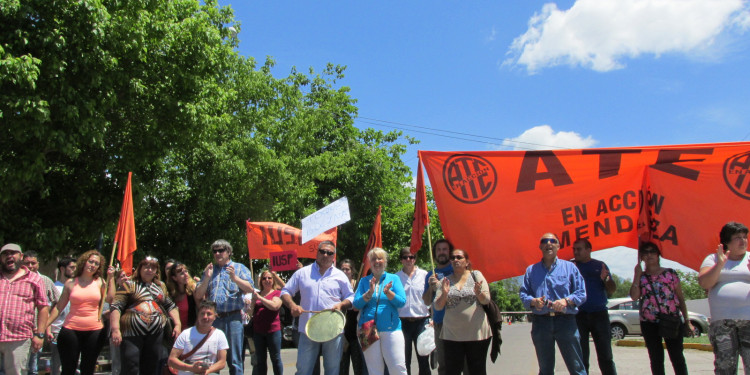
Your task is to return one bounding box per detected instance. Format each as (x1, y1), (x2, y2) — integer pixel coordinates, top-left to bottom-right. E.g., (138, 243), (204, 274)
(723, 151), (750, 200)
(442, 154), (497, 204)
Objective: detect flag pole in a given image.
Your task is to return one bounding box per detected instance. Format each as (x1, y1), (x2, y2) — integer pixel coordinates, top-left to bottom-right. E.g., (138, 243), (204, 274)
(99, 239), (118, 321)
(427, 221), (435, 274)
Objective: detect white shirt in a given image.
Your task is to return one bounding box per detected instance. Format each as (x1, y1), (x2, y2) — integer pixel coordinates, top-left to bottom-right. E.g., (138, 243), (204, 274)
(701, 252), (750, 321)
(281, 262), (354, 335)
(396, 266), (430, 318)
(173, 326), (229, 375)
(50, 280), (69, 335)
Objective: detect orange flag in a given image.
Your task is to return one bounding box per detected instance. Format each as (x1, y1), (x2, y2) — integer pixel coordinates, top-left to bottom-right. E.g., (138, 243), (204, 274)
(115, 172), (137, 275)
(409, 159), (429, 254)
(360, 206), (382, 277)
(245, 221), (337, 259)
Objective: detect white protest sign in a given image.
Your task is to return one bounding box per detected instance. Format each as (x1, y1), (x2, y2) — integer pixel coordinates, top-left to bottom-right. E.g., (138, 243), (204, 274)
(301, 197), (350, 244)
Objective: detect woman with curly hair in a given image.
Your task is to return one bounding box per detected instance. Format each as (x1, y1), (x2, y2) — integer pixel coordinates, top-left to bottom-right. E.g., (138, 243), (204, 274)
(166, 262), (198, 330)
(110, 256), (180, 375)
(45, 250), (110, 375)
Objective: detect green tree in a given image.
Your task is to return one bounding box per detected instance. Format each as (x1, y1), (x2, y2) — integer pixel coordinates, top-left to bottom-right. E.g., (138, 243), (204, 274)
(1, 0), (416, 276)
(609, 273), (634, 299)
(490, 278), (524, 312)
(676, 270), (706, 301)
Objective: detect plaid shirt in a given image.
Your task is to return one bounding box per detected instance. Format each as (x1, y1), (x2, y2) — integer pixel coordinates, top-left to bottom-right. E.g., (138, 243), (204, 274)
(0, 267), (48, 341)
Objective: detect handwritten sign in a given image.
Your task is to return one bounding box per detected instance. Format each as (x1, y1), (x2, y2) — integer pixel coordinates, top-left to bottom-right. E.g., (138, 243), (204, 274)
(270, 250), (298, 272)
(301, 197), (350, 244)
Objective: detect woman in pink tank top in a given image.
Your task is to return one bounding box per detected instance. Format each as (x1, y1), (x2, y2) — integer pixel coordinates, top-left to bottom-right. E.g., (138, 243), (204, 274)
(44, 250), (111, 375)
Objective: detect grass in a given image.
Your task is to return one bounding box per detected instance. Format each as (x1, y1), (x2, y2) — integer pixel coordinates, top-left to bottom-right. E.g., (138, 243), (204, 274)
(618, 335), (710, 345)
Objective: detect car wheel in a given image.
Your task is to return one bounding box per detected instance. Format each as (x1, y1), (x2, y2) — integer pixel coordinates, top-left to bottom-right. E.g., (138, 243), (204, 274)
(689, 321), (702, 337)
(610, 323), (626, 340)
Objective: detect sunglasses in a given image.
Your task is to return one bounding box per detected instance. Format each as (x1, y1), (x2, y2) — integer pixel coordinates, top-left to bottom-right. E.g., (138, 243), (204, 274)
(401, 255), (415, 260)
(540, 238), (559, 245)
(449, 255), (465, 260)
(641, 249), (659, 255)
(145, 256), (159, 262)
(318, 249), (335, 256)
(212, 248), (228, 254)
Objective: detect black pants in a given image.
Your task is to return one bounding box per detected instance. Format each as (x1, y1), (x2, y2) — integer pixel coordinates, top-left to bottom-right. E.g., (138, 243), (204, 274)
(641, 321), (688, 375)
(57, 327), (106, 375)
(120, 330), (165, 375)
(576, 310), (617, 375)
(443, 338), (491, 375)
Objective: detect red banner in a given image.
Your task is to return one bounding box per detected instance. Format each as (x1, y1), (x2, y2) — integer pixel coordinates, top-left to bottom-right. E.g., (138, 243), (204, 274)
(420, 142), (750, 282)
(246, 221), (337, 260)
(270, 250), (298, 272)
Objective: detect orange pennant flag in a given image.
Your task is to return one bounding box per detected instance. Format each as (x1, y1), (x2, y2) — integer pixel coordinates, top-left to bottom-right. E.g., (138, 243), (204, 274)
(409, 159), (429, 254)
(361, 206), (382, 277)
(115, 172), (137, 275)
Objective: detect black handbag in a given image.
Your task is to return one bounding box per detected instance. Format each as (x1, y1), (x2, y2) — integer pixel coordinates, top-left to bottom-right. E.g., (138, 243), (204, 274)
(471, 271), (503, 362)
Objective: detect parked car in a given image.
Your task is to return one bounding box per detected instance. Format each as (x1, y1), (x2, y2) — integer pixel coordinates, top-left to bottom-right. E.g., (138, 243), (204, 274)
(607, 298), (709, 340)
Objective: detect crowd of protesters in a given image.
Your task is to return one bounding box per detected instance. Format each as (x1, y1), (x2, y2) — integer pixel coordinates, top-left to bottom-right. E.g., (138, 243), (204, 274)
(1, 220), (747, 374)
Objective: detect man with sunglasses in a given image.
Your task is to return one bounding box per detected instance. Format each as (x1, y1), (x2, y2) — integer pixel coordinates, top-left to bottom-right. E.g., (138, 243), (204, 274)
(396, 248), (430, 375)
(281, 240), (354, 375)
(519, 233), (587, 375)
(194, 239), (254, 375)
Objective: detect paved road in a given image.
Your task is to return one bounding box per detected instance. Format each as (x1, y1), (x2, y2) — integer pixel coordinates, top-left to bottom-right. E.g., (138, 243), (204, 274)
(223, 322), (718, 374)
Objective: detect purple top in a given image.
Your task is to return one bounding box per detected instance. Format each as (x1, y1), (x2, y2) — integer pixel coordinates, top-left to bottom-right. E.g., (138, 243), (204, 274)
(253, 290), (282, 334)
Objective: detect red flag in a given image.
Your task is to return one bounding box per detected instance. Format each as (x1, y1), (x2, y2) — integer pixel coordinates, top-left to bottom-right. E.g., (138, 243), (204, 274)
(115, 172), (137, 275)
(360, 206), (382, 277)
(409, 158), (429, 254)
(245, 222), (337, 259)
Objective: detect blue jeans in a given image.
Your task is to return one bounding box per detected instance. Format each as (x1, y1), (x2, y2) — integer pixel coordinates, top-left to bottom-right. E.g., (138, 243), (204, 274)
(214, 311), (245, 375)
(27, 349), (38, 375)
(530, 314), (586, 375)
(576, 310), (617, 375)
(253, 330), (283, 375)
(400, 318), (430, 375)
(296, 332), (343, 375)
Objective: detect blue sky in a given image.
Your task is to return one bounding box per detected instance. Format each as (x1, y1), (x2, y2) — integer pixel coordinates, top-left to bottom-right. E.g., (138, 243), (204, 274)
(222, 0), (750, 277)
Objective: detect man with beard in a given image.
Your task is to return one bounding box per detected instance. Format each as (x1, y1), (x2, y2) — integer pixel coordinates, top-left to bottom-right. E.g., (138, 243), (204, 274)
(281, 241), (353, 375)
(0, 244), (49, 375)
(572, 239), (617, 375)
(422, 239), (455, 375)
(520, 233), (587, 375)
(47, 257), (75, 375)
(21, 251), (59, 375)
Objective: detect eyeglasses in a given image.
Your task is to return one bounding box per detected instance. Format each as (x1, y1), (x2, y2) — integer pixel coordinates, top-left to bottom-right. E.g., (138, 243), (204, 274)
(540, 238), (559, 245)
(401, 255), (415, 260)
(212, 248), (227, 254)
(449, 255), (465, 260)
(318, 249), (335, 256)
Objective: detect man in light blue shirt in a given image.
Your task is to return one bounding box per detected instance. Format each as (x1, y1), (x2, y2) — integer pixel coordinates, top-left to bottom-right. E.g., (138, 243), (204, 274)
(281, 241), (354, 375)
(519, 233), (587, 375)
(194, 239), (254, 375)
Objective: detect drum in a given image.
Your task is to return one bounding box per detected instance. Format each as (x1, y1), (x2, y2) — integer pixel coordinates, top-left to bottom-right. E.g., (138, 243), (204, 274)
(305, 310), (346, 343)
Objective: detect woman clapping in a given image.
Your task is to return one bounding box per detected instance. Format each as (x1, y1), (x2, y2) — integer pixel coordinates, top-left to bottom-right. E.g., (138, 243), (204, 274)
(353, 248), (407, 375)
(434, 248), (492, 375)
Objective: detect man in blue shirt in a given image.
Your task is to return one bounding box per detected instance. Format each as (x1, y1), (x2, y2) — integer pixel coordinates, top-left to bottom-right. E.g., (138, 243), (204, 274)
(422, 239), (454, 375)
(573, 238), (617, 375)
(194, 239), (254, 375)
(520, 233), (587, 375)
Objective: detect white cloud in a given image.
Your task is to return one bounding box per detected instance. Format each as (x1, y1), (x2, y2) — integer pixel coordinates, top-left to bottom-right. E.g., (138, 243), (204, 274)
(505, 0), (750, 73)
(502, 125), (597, 150)
(486, 26), (498, 42)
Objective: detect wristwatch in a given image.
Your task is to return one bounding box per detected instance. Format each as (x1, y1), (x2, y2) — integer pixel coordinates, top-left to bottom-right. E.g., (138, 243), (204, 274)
(34, 332), (45, 339)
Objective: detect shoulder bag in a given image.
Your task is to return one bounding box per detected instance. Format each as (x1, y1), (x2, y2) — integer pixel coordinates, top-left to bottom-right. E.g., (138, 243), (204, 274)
(357, 278), (382, 351)
(471, 271), (503, 362)
(641, 271), (683, 339)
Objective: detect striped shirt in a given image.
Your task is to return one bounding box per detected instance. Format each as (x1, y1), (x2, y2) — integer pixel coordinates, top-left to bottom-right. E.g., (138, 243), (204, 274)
(0, 267), (48, 341)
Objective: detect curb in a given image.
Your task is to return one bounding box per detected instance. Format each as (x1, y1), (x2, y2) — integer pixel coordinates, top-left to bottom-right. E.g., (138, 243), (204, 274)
(615, 339), (712, 352)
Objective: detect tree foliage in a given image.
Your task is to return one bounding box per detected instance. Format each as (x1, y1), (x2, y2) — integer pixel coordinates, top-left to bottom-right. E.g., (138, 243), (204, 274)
(1, 0), (416, 274)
